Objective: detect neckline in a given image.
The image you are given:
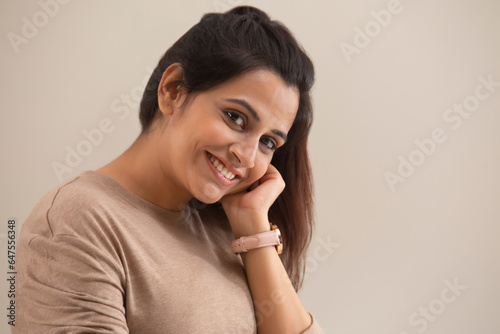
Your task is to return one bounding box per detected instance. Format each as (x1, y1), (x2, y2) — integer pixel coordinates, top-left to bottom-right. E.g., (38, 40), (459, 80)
(79, 170), (193, 218)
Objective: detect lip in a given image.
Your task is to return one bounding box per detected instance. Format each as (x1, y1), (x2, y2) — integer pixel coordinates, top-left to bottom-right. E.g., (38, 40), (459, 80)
(205, 152), (241, 186)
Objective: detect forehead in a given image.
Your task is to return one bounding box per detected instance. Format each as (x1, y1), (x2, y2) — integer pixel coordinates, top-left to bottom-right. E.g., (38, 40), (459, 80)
(207, 70), (299, 130)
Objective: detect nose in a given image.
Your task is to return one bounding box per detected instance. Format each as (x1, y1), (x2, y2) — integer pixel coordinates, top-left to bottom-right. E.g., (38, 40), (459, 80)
(229, 138), (259, 168)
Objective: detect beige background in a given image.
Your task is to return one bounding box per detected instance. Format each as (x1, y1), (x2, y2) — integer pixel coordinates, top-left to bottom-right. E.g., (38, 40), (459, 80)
(1, 0), (499, 333)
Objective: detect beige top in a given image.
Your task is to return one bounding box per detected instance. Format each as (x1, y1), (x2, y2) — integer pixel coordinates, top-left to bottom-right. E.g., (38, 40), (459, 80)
(14, 171), (323, 333)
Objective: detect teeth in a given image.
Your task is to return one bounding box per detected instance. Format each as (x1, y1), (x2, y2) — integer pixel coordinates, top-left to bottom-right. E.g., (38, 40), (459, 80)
(208, 153), (236, 181)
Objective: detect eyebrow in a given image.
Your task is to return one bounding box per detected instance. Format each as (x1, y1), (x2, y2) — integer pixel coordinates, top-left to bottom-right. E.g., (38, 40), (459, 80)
(225, 98), (260, 122)
(224, 98), (288, 142)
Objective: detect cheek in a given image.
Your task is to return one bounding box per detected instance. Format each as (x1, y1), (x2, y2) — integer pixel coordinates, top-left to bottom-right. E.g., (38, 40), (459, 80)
(246, 163), (268, 186)
(198, 115), (235, 145)
(226, 158), (270, 194)
(171, 113), (224, 154)
(249, 159), (269, 181)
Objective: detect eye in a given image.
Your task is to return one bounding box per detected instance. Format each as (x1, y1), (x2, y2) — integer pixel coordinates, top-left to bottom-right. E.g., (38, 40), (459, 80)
(225, 111), (245, 127)
(260, 137), (277, 151)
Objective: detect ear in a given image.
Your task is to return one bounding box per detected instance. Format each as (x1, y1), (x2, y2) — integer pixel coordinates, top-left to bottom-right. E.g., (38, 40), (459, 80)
(157, 63), (187, 116)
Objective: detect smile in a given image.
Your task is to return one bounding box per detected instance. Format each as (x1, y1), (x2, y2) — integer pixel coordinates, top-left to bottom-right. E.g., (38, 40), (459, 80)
(207, 153), (237, 181)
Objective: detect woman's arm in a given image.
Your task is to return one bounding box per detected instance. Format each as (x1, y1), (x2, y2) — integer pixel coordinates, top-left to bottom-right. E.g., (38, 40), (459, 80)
(15, 232), (128, 333)
(240, 222), (313, 333)
(221, 164), (321, 333)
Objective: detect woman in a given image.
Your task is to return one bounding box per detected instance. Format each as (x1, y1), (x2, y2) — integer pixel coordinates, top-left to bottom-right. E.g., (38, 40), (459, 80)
(15, 6), (323, 334)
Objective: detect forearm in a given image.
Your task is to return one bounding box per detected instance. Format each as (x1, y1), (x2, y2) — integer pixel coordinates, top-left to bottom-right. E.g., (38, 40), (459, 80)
(241, 246), (311, 333)
(222, 168), (313, 333)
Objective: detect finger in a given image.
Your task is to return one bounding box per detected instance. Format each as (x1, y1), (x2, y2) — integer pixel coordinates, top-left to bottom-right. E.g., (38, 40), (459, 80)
(258, 164), (284, 186)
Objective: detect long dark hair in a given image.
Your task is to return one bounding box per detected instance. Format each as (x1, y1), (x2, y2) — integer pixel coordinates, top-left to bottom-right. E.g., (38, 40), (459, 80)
(139, 6), (315, 291)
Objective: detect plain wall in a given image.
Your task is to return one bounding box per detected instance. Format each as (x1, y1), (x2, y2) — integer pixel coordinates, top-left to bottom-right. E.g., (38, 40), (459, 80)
(1, 0), (499, 333)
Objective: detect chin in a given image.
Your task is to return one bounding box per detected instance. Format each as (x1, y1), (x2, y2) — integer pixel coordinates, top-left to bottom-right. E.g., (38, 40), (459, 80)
(192, 182), (224, 204)
(193, 195), (221, 205)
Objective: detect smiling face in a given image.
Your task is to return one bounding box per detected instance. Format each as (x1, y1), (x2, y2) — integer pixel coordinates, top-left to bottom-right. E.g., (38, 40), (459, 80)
(157, 69), (299, 204)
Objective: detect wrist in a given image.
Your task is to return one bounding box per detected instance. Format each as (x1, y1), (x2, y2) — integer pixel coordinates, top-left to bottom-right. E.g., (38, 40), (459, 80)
(239, 243), (277, 265)
(231, 224), (283, 255)
(229, 213), (271, 239)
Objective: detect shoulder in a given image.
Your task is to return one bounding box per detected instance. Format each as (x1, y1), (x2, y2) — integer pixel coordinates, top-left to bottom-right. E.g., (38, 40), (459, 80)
(21, 171), (131, 239)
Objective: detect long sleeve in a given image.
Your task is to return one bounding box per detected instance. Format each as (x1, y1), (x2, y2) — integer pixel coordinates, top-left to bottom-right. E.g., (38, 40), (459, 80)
(14, 232), (128, 333)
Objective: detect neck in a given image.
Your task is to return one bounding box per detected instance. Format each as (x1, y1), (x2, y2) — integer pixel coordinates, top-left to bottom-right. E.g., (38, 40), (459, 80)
(96, 130), (192, 211)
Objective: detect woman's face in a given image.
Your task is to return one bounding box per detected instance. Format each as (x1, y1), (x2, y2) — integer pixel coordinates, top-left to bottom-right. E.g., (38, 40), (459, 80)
(159, 69), (299, 204)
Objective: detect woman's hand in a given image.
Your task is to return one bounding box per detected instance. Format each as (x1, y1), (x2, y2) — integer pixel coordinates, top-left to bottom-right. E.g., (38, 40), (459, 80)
(220, 164), (284, 238)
